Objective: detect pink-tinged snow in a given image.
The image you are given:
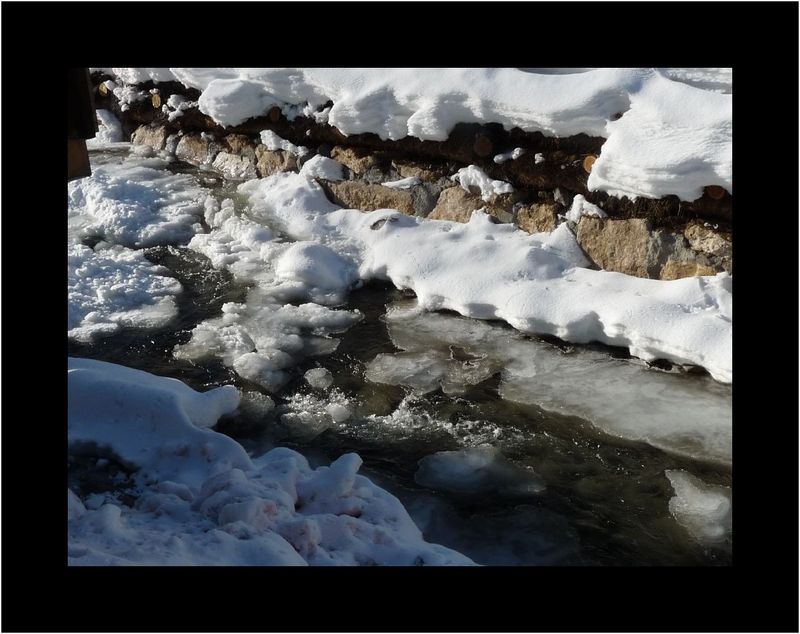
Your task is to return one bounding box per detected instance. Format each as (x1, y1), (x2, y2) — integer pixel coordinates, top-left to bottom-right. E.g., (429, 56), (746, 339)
(67, 358), (475, 566)
(102, 67), (731, 201)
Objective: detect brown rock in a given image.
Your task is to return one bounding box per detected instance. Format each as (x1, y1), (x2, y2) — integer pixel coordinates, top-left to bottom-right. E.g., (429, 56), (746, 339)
(684, 222), (731, 256)
(392, 160), (446, 182)
(576, 217), (652, 277)
(429, 187), (514, 223)
(255, 145), (297, 176)
(325, 181), (415, 215)
(224, 134), (257, 159)
(330, 146), (378, 175)
(212, 152), (258, 180)
(175, 134), (217, 166)
(131, 125), (167, 151)
(660, 259), (718, 280)
(515, 202), (559, 234)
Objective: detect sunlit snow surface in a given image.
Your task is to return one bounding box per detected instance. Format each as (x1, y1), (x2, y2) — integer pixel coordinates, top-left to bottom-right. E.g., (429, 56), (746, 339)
(68, 358), (474, 566)
(100, 67), (731, 201)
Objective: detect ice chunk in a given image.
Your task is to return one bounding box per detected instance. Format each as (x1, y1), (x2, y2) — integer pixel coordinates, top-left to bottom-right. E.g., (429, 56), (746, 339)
(304, 368), (334, 390)
(665, 470), (731, 544)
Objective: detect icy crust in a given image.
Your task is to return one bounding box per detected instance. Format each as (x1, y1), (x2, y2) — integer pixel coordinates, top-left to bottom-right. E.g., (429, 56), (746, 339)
(367, 302), (731, 465)
(68, 358), (473, 565)
(239, 173), (732, 383)
(665, 470), (731, 544)
(106, 67), (731, 201)
(68, 244), (181, 342)
(68, 158), (209, 248)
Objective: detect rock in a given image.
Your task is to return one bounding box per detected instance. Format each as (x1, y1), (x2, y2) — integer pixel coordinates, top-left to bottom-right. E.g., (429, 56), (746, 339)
(212, 152), (258, 180)
(330, 146), (378, 175)
(255, 145), (297, 176)
(660, 259), (719, 280)
(429, 186), (514, 223)
(325, 181), (415, 215)
(393, 160), (447, 183)
(224, 134), (257, 160)
(576, 217), (653, 278)
(684, 222), (731, 257)
(515, 202), (559, 234)
(131, 124), (167, 151)
(175, 134), (218, 166)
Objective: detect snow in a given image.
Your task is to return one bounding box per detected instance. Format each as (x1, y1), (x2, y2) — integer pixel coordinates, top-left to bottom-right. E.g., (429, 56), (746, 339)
(587, 73), (732, 201)
(493, 148), (526, 164)
(68, 358), (473, 565)
(68, 158), (209, 248)
(86, 109), (123, 148)
(381, 176), (421, 189)
(534, 153), (545, 164)
(238, 172), (732, 383)
(304, 367), (334, 390)
(68, 243), (182, 342)
(298, 154), (345, 181)
(565, 194), (607, 222)
(104, 67), (732, 202)
(368, 301), (732, 464)
(665, 470), (731, 544)
(415, 445), (544, 496)
(259, 129), (309, 157)
(451, 165), (514, 201)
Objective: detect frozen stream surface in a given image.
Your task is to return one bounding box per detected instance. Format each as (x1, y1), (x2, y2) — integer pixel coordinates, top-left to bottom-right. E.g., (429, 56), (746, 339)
(68, 147), (731, 566)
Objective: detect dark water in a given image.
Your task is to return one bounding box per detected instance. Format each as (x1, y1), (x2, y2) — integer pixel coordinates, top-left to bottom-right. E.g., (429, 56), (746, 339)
(69, 150), (732, 566)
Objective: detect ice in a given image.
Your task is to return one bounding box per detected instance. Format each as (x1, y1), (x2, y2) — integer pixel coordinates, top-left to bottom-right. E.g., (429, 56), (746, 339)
(68, 359), (474, 565)
(86, 109), (124, 148)
(68, 243), (182, 342)
(68, 157), (210, 248)
(304, 368), (334, 390)
(368, 302), (732, 465)
(415, 445), (545, 496)
(665, 470), (731, 544)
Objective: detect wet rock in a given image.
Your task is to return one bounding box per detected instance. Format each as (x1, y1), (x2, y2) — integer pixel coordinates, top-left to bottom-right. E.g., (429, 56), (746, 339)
(515, 202), (559, 234)
(255, 145), (297, 176)
(429, 186), (514, 223)
(131, 124), (167, 151)
(175, 134), (219, 166)
(212, 152), (258, 180)
(330, 146), (379, 175)
(324, 180), (415, 215)
(224, 134), (257, 160)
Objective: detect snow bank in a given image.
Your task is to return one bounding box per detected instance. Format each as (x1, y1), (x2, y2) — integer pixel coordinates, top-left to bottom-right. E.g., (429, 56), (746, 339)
(105, 67), (731, 201)
(239, 172), (732, 383)
(86, 109), (124, 148)
(68, 243), (182, 342)
(68, 158), (209, 248)
(298, 154), (345, 182)
(68, 358), (473, 565)
(665, 470), (731, 544)
(368, 301), (731, 465)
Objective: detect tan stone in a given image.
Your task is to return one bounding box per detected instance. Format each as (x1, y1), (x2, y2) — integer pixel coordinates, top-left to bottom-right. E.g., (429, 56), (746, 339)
(429, 187), (514, 223)
(212, 152), (258, 180)
(660, 259), (718, 280)
(224, 134), (257, 158)
(255, 145), (297, 176)
(131, 125), (167, 151)
(684, 222), (731, 256)
(175, 134), (214, 166)
(330, 146), (378, 174)
(392, 160), (445, 182)
(515, 203), (558, 234)
(326, 181), (415, 215)
(576, 217), (652, 277)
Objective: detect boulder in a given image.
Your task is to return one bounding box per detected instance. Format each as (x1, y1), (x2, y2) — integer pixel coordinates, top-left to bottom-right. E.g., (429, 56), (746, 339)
(224, 134), (257, 160)
(660, 259), (719, 280)
(392, 160), (447, 183)
(325, 181), (415, 215)
(255, 145), (297, 177)
(131, 125), (167, 151)
(429, 186), (514, 223)
(684, 222), (731, 257)
(576, 217), (653, 278)
(175, 134), (218, 166)
(330, 146), (379, 175)
(515, 202), (559, 234)
(212, 152), (258, 180)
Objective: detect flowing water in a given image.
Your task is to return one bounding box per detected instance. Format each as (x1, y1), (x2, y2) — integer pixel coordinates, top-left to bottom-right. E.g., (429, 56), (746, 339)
(69, 148), (732, 566)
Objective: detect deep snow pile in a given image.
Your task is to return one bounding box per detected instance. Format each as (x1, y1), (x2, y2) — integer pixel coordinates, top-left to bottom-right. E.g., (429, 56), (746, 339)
(68, 243), (182, 342)
(237, 172), (732, 383)
(100, 67), (732, 201)
(68, 358), (474, 566)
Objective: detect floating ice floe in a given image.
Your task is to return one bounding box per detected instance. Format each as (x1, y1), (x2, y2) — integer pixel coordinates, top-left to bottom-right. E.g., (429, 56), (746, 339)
(68, 243), (182, 342)
(67, 358), (474, 566)
(665, 469), (731, 544)
(103, 67), (731, 201)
